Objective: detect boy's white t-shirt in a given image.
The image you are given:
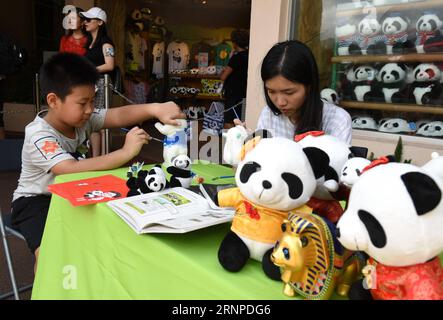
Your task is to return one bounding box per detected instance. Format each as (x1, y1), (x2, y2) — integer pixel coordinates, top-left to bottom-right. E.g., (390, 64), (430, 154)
(152, 41), (165, 77)
(13, 109), (106, 202)
(166, 41), (190, 73)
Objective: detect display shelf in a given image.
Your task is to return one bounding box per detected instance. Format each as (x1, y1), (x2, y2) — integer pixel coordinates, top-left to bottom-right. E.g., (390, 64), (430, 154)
(336, 0), (441, 17)
(169, 74), (221, 79)
(331, 53), (443, 64)
(170, 94), (224, 101)
(341, 101), (443, 115)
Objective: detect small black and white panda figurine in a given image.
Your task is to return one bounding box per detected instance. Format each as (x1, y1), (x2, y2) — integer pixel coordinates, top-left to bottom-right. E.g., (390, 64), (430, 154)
(337, 161), (443, 300)
(167, 154), (193, 188)
(352, 116), (378, 130)
(321, 88), (340, 105)
(416, 121), (443, 137)
(372, 63), (408, 103)
(372, 12), (415, 55)
(407, 63), (443, 105)
(126, 165), (168, 197)
(343, 65), (377, 102)
(378, 118), (416, 134)
(414, 11), (443, 53)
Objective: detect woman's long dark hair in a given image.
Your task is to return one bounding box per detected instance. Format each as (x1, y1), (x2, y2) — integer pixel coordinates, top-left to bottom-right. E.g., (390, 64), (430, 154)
(261, 40), (323, 134)
(86, 22), (114, 49)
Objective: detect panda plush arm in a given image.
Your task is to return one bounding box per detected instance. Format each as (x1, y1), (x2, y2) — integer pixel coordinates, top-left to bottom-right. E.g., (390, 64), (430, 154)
(167, 166), (193, 178)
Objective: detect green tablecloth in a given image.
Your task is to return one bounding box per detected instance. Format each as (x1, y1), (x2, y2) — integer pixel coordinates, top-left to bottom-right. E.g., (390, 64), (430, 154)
(31, 163), (296, 300)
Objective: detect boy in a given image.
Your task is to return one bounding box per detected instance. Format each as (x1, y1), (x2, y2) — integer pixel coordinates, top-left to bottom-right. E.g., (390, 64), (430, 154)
(11, 53), (185, 270)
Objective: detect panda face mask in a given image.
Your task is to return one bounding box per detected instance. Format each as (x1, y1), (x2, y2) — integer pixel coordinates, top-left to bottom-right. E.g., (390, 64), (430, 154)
(236, 138), (317, 211)
(337, 163), (443, 267)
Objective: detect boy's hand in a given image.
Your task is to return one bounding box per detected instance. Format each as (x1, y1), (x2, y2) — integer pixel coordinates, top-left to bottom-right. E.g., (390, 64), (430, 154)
(122, 127), (151, 158)
(154, 101), (186, 126)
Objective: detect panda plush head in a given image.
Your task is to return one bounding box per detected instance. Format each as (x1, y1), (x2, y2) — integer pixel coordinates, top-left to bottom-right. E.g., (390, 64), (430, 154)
(378, 118), (416, 133)
(358, 17), (381, 37)
(417, 121), (443, 137)
(143, 166), (167, 192)
(235, 138), (318, 211)
(346, 65), (377, 82)
(337, 162), (443, 267)
(416, 12), (443, 33)
(377, 63), (407, 84)
(171, 154), (191, 170)
(413, 63), (441, 82)
(381, 13), (410, 36)
(340, 157), (372, 188)
(352, 117), (378, 130)
(296, 133), (353, 200)
(335, 18), (357, 38)
(321, 88), (340, 105)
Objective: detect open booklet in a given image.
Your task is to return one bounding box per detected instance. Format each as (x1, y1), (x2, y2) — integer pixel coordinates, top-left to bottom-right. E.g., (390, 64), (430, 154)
(107, 186), (235, 234)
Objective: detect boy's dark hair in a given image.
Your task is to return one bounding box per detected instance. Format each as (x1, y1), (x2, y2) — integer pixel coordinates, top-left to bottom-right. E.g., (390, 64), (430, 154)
(261, 40), (324, 135)
(231, 29), (249, 50)
(39, 53), (99, 101)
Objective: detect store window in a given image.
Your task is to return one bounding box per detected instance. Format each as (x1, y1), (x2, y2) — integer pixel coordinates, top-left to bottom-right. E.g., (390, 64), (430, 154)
(292, 0), (443, 140)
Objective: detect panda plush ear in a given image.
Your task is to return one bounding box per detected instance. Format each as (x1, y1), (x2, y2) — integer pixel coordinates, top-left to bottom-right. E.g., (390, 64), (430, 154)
(401, 172), (442, 216)
(303, 147), (330, 180)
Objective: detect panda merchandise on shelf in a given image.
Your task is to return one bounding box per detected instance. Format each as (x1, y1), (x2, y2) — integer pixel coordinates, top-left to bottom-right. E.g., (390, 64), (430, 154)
(416, 119), (433, 131)
(321, 88), (340, 105)
(126, 165), (169, 197)
(378, 118), (416, 134)
(155, 119), (188, 167)
(416, 121), (443, 138)
(214, 136), (330, 280)
(352, 116), (379, 130)
(406, 63), (443, 105)
(371, 63), (408, 103)
(372, 12), (415, 55)
(335, 17), (360, 56)
(167, 154), (193, 189)
(354, 16), (385, 55)
(414, 11), (443, 53)
(295, 131), (358, 223)
(337, 159), (443, 300)
(343, 65), (377, 102)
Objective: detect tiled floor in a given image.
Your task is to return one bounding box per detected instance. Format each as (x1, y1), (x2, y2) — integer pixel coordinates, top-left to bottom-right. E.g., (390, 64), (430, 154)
(0, 120), (167, 300)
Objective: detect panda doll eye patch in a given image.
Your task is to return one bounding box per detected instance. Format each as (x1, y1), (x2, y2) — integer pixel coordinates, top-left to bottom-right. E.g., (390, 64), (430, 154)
(358, 210), (387, 249)
(239, 162), (262, 183)
(281, 173), (304, 200)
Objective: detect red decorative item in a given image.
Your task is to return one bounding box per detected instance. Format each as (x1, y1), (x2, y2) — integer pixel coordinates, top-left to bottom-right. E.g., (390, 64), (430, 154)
(243, 201), (260, 220)
(294, 131), (325, 143)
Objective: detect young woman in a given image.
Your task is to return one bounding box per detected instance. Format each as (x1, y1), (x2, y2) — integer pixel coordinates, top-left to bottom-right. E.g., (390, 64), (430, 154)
(256, 40), (352, 144)
(80, 7), (115, 157)
(220, 29), (249, 129)
(59, 7), (87, 56)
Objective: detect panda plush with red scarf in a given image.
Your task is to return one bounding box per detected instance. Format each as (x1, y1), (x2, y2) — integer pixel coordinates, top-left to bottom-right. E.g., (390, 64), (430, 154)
(295, 131), (367, 223)
(337, 156), (443, 300)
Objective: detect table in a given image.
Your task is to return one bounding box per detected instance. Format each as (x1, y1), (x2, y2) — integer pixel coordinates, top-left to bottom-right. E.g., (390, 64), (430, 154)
(31, 163), (295, 300)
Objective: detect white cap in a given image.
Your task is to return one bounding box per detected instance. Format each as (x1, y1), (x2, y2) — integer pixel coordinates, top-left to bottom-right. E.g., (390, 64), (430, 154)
(80, 7), (107, 23)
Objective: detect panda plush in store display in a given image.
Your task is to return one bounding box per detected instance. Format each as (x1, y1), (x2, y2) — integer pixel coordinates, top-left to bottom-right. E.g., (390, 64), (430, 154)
(406, 63), (443, 105)
(321, 88), (340, 105)
(352, 116), (379, 130)
(355, 16), (385, 55)
(335, 17), (360, 56)
(414, 11), (443, 53)
(343, 65), (377, 102)
(416, 121), (443, 138)
(214, 137), (333, 280)
(378, 118), (416, 134)
(372, 63), (409, 103)
(337, 161), (443, 300)
(340, 157), (372, 189)
(167, 154), (193, 189)
(126, 165), (169, 197)
(371, 12), (414, 55)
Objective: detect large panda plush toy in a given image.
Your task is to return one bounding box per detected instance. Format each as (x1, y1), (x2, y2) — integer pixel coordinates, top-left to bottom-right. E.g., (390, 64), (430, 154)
(343, 65), (377, 102)
(372, 63), (409, 103)
(214, 137), (332, 280)
(374, 12), (415, 54)
(355, 16), (385, 55)
(337, 160), (443, 300)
